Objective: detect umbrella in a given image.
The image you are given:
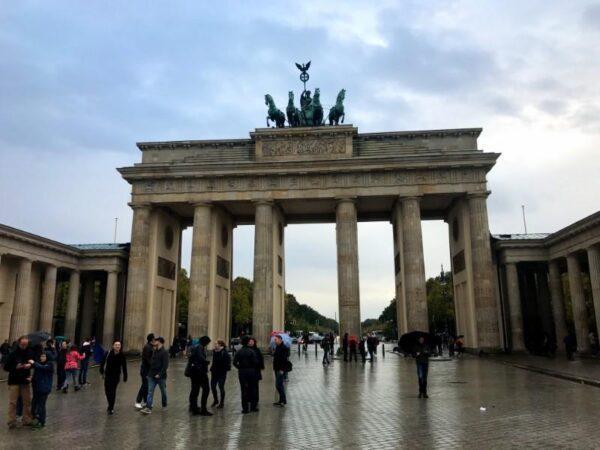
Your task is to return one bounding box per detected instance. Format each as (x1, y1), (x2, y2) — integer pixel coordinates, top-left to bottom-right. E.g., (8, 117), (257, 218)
(27, 331), (51, 347)
(269, 332), (292, 349)
(398, 331), (431, 354)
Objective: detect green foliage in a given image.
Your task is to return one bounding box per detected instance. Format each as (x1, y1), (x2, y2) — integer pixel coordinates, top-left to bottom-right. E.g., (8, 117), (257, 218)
(231, 277), (253, 335)
(427, 271), (455, 334)
(177, 268), (190, 327)
(285, 293), (338, 334)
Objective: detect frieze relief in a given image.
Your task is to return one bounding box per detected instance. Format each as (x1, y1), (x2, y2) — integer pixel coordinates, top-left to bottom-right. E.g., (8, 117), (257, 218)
(262, 137), (346, 157)
(133, 168), (487, 195)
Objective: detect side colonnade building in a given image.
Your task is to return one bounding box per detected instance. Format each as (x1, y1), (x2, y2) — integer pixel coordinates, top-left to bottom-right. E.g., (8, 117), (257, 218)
(0, 224), (128, 346)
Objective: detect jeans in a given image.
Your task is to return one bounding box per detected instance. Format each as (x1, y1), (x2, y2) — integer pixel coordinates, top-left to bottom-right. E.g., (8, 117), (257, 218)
(79, 357), (90, 384)
(64, 369), (79, 389)
(275, 371), (286, 404)
(136, 367), (149, 403)
(417, 362), (429, 394)
(32, 392), (48, 425)
(189, 374), (209, 411)
(322, 350), (330, 364)
(146, 376), (167, 409)
(211, 373), (226, 404)
(8, 385), (32, 425)
(368, 349), (375, 361)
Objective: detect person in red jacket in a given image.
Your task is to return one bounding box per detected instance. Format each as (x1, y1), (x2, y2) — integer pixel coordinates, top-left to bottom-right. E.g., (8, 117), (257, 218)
(62, 345), (84, 393)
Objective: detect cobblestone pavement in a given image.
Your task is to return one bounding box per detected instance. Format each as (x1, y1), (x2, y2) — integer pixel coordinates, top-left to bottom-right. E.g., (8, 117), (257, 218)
(1, 347), (600, 449)
(494, 353), (600, 384)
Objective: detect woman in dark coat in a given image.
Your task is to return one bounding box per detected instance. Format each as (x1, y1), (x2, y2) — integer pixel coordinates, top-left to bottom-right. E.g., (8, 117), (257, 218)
(100, 341), (128, 414)
(247, 337), (264, 412)
(210, 340), (231, 408)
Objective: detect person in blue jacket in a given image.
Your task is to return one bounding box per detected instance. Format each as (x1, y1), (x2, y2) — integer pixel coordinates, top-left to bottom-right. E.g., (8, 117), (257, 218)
(31, 352), (53, 428)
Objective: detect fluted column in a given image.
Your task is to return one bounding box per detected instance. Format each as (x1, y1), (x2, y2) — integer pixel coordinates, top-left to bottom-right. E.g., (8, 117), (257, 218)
(548, 260), (568, 345)
(392, 202), (407, 336)
(102, 271), (119, 346)
(253, 201), (275, 347)
(80, 276), (95, 340)
(336, 198), (361, 338)
(189, 202), (213, 338)
(505, 263), (525, 351)
(587, 245), (600, 339)
(123, 204), (151, 352)
(401, 197), (428, 332)
(64, 270), (80, 339)
(39, 265), (58, 333)
(567, 254), (589, 353)
(9, 258), (33, 341)
(467, 193), (500, 350)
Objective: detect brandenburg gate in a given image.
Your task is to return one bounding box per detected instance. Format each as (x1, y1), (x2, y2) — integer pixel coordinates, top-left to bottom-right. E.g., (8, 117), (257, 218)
(118, 124), (501, 352)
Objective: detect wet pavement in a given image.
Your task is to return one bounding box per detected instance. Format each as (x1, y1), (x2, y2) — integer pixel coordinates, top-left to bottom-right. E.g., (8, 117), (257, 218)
(1, 348), (599, 449)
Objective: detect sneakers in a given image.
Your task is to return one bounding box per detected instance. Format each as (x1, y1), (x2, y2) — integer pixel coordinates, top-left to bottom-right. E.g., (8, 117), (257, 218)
(273, 402), (284, 407)
(107, 409), (114, 415)
(140, 407), (152, 415)
(135, 402), (144, 410)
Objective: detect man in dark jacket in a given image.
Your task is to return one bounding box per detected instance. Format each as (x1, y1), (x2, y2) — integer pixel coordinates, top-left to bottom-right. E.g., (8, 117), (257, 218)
(321, 335), (331, 365)
(188, 336), (212, 416)
(414, 337), (430, 398)
(79, 338), (92, 385)
(56, 340), (68, 391)
(210, 340), (231, 408)
(100, 341), (128, 414)
(247, 337), (264, 412)
(4, 336), (35, 428)
(233, 336), (259, 414)
(272, 335), (289, 406)
(141, 337), (169, 414)
(135, 333), (155, 409)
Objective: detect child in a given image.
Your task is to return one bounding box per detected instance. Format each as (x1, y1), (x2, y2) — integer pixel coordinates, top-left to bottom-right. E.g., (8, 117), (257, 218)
(32, 353), (53, 427)
(63, 345), (84, 392)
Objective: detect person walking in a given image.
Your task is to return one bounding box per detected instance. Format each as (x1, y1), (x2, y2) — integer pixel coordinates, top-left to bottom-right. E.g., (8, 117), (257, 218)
(4, 336), (35, 429)
(342, 333), (349, 362)
(233, 336), (259, 414)
(414, 336), (430, 398)
(367, 333), (379, 361)
(100, 341), (128, 415)
(63, 345), (84, 393)
(135, 333), (155, 409)
(359, 336), (367, 363)
(188, 336), (212, 416)
(210, 340), (231, 408)
(321, 335), (331, 365)
(78, 338), (92, 386)
(329, 332), (335, 356)
(247, 337), (264, 412)
(56, 341), (68, 391)
(349, 336), (358, 362)
(31, 352), (53, 428)
(141, 337), (169, 415)
(272, 335), (289, 407)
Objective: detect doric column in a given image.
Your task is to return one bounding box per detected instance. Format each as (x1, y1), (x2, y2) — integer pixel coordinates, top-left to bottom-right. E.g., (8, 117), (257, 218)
(566, 254), (590, 353)
(587, 245), (600, 340)
(123, 204), (151, 352)
(401, 196), (428, 332)
(9, 258), (33, 341)
(467, 192), (500, 350)
(189, 202), (213, 338)
(253, 201), (275, 347)
(548, 260), (568, 345)
(39, 265), (58, 333)
(336, 198), (361, 338)
(505, 263), (525, 351)
(80, 276), (95, 340)
(392, 202), (407, 336)
(64, 270), (80, 339)
(102, 271), (119, 346)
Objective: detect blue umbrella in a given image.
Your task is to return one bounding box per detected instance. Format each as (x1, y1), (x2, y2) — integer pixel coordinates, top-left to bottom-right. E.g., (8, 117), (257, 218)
(269, 332), (292, 349)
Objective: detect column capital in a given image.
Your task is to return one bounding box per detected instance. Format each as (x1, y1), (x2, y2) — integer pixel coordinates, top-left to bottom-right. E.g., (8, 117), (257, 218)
(191, 201), (212, 208)
(399, 195), (422, 202)
(466, 191), (491, 200)
(128, 202), (152, 210)
(253, 199), (275, 207)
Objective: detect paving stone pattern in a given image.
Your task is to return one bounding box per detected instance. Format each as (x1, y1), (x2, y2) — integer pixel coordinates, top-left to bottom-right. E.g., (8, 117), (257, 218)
(1, 348), (599, 449)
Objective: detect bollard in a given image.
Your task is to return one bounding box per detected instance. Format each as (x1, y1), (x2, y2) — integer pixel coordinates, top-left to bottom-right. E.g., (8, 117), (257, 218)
(382, 343), (385, 357)
(315, 341), (318, 356)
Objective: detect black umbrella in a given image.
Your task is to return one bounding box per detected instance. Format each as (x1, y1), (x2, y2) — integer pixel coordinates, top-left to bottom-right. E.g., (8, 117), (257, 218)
(399, 331), (431, 354)
(27, 331), (51, 347)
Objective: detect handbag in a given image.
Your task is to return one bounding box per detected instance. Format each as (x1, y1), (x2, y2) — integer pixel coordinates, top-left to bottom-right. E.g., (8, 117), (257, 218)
(184, 360), (192, 377)
(284, 360), (293, 373)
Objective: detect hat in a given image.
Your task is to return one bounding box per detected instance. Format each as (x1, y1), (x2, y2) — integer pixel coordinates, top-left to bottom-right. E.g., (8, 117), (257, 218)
(199, 336), (211, 347)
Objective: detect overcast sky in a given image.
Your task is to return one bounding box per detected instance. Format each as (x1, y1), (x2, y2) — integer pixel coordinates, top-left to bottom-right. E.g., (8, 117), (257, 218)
(1, 1), (599, 320)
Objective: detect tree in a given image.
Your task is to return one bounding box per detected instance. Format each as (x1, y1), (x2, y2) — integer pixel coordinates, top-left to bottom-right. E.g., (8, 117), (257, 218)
(427, 271), (455, 334)
(231, 277), (253, 336)
(285, 293), (338, 333)
(176, 268), (190, 333)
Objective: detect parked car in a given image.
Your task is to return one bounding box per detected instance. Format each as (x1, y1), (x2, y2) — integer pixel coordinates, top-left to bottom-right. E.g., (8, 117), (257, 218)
(309, 332), (324, 343)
